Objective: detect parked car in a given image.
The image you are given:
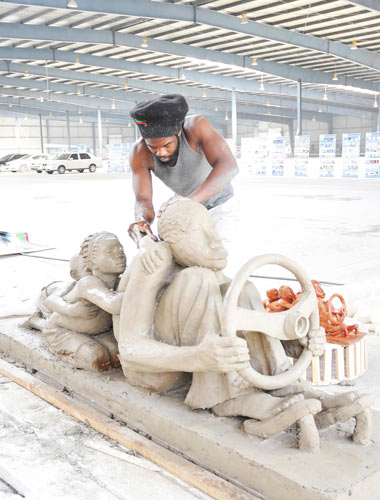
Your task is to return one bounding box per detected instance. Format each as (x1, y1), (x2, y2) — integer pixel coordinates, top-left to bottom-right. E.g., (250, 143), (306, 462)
(1, 154), (31, 172)
(39, 152), (102, 174)
(0, 153), (18, 165)
(29, 154), (55, 172)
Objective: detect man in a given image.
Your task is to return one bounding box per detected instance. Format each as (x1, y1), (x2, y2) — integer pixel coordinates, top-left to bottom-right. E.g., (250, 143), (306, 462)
(128, 94), (239, 263)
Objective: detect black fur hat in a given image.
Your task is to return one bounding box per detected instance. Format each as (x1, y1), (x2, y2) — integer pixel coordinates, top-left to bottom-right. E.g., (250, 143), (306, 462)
(130, 94), (189, 139)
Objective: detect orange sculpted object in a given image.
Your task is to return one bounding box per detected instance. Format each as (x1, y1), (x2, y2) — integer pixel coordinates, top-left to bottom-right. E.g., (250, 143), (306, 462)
(264, 280), (365, 345)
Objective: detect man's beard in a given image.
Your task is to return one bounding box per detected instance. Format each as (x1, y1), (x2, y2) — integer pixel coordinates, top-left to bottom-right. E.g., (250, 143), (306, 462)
(155, 134), (180, 168)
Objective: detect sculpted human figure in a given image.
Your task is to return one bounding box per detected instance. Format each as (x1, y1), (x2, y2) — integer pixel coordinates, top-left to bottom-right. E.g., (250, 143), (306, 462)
(118, 199), (373, 450)
(24, 232), (126, 371)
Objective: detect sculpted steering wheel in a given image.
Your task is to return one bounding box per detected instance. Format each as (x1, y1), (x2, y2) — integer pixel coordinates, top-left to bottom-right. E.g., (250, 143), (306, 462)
(221, 254), (319, 390)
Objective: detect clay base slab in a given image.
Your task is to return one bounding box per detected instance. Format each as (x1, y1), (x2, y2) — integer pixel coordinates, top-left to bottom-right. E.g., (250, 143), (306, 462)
(1, 318), (380, 500)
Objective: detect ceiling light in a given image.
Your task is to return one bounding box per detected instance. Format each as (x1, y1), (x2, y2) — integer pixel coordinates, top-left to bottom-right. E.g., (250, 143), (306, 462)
(8, 102), (12, 108)
(76, 87), (81, 95)
(49, 111), (52, 117)
(67, 0), (78, 8)
(128, 121), (131, 127)
(225, 111), (229, 121)
(75, 56), (80, 65)
(111, 99), (116, 110)
(318, 106), (322, 113)
(124, 80), (128, 89)
(78, 108), (82, 114)
(312, 116), (316, 122)
(180, 70), (186, 80)
(251, 56), (257, 66)
(40, 95), (44, 102)
(350, 40), (358, 50)
(323, 85), (328, 101)
(259, 81), (265, 91)
(202, 91), (207, 98)
(24, 114), (27, 120)
(266, 111), (271, 115)
(374, 98), (378, 109)
(266, 100), (270, 106)
(240, 13), (248, 24)
(79, 116), (83, 124)
(214, 105), (219, 111)
(333, 72), (338, 81)
(141, 37), (148, 48)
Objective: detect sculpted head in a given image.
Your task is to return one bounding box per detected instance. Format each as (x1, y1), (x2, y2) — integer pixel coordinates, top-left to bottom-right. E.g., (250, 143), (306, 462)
(80, 232), (126, 275)
(158, 199), (227, 271)
(69, 254), (90, 280)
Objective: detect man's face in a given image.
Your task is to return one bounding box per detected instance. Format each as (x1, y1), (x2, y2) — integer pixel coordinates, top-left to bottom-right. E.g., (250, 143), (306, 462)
(145, 133), (180, 165)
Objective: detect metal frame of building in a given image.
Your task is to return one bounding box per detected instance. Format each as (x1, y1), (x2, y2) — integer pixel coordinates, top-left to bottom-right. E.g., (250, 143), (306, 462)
(0, 0), (379, 129)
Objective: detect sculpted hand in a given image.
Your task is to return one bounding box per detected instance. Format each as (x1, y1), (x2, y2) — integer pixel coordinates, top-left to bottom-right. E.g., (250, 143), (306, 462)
(194, 336), (250, 373)
(139, 239), (173, 277)
(299, 326), (325, 357)
(157, 194), (190, 218)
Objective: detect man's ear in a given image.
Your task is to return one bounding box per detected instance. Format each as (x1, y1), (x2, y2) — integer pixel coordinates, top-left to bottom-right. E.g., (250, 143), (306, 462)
(177, 129), (182, 136)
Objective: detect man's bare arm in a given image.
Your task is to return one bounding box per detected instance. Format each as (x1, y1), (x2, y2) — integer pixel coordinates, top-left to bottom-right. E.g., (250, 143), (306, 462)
(186, 116), (239, 203)
(129, 140), (155, 224)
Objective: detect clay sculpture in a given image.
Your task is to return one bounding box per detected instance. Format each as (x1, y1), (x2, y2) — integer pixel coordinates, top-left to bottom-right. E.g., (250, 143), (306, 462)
(116, 199), (373, 451)
(23, 232), (126, 371)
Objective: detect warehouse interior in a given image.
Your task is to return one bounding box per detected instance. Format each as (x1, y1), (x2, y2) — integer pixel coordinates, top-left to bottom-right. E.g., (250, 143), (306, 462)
(1, 2), (380, 500)
(0, 0), (379, 157)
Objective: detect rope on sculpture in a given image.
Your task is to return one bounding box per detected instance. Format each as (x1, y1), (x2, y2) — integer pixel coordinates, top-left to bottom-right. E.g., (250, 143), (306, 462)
(264, 280), (365, 345)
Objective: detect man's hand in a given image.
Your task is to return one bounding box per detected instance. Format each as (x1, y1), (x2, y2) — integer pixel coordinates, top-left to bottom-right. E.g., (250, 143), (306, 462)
(157, 194), (190, 218)
(128, 221), (158, 246)
(194, 336), (250, 373)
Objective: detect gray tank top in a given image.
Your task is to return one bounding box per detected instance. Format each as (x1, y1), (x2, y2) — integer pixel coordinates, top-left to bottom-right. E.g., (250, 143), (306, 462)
(152, 129), (233, 210)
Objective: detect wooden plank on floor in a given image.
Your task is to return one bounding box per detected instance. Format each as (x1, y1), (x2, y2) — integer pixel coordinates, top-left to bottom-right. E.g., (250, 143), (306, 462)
(0, 358), (259, 500)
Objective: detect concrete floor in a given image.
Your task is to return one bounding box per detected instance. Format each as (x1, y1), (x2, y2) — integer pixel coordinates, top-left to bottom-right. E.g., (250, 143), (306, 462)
(1, 170), (380, 499)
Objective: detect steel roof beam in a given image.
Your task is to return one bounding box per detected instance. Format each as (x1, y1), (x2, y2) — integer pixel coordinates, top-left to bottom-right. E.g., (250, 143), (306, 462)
(2, 61), (372, 115)
(2, 0), (380, 75)
(0, 85), (348, 124)
(0, 72), (369, 119)
(345, 1), (380, 13)
(0, 46), (375, 110)
(0, 17), (379, 94)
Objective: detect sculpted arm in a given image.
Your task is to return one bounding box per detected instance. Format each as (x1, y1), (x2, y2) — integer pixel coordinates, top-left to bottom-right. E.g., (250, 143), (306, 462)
(187, 116), (239, 203)
(118, 240), (250, 374)
(44, 294), (95, 317)
(130, 141), (155, 224)
(66, 276), (123, 315)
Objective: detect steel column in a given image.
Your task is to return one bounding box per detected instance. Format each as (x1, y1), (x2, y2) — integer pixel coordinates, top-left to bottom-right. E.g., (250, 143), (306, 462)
(66, 111), (71, 149)
(92, 122), (96, 154)
(231, 88), (237, 155)
(297, 79), (302, 136)
(97, 107), (102, 156)
(39, 114), (44, 153)
(15, 117), (20, 153)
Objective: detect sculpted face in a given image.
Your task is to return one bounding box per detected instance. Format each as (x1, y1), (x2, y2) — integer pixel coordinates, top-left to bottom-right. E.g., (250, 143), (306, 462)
(93, 236), (127, 274)
(145, 132), (180, 165)
(158, 200), (228, 271)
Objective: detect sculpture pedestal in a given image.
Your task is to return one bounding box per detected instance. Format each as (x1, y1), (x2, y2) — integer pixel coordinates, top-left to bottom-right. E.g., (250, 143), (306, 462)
(1, 318), (380, 500)
(300, 336), (368, 386)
